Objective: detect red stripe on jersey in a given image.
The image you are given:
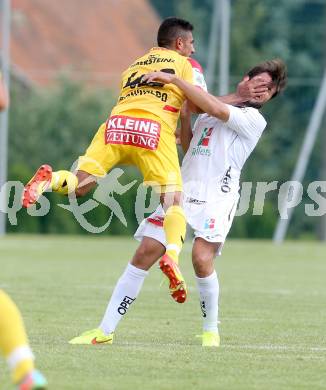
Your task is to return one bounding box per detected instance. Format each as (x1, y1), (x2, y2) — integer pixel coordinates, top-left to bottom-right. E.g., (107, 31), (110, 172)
(163, 105), (179, 113)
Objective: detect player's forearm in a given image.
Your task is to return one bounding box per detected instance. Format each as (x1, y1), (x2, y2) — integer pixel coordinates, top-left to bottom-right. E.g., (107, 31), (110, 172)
(172, 77), (230, 122)
(218, 93), (245, 105)
(180, 108), (192, 153)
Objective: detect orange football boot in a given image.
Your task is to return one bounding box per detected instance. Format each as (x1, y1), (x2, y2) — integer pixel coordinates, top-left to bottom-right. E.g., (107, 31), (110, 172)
(22, 165), (52, 208)
(159, 254), (187, 303)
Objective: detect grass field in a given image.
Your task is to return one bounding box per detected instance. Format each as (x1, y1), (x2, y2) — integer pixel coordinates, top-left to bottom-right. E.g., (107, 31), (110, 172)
(0, 236), (325, 390)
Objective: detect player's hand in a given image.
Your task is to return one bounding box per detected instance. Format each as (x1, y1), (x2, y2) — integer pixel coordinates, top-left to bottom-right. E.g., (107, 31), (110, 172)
(236, 75), (269, 101)
(141, 71), (175, 85)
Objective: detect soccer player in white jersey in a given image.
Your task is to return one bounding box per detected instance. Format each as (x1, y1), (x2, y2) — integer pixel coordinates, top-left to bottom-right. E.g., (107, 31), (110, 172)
(69, 59), (286, 347)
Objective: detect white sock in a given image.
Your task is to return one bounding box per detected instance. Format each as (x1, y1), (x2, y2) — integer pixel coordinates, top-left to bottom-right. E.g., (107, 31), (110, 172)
(195, 271), (219, 333)
(7, 346), (34, 371)
(99, 263), (148, 335)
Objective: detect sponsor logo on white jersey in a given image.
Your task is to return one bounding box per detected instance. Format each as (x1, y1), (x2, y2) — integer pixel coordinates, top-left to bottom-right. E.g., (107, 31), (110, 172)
(191, 127), (213, 157)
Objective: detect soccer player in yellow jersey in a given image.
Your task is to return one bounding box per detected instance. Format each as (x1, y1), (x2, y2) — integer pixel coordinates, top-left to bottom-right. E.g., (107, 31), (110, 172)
(0, 76), (47, 389)
(22, 17), (205, 304)
(0, 291), (47, 389)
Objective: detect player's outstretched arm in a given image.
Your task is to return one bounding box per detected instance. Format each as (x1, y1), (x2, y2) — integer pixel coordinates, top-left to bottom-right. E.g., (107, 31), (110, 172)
(143, 71), (231, 121)
(142, 72), (269, 121)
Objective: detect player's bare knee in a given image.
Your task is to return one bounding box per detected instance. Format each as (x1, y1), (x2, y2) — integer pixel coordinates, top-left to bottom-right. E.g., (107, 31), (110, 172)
(131, 250), (153, 270)
(74, 171), (97, 197)
(74, 181), (97, 197)
(131, 238), (165, 270)
(74, 186), (88, 197)
(192, 238), (218, 277)
(132, 245), (148, 264)
(192, 253), (214, 278)
(74, 183), (96, 197)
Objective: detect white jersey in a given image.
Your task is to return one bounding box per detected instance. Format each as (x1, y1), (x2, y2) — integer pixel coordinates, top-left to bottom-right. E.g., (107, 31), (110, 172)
(135, 104), (267, 250)
(181, 105), (267, 202)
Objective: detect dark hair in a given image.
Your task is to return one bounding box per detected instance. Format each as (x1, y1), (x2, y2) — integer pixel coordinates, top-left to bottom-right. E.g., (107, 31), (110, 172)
(247, 59), (287, 98)
(157, 17), (194, 48)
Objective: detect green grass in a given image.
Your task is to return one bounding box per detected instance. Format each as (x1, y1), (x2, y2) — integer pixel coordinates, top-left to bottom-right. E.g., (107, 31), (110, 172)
(0, 236), (326, 390)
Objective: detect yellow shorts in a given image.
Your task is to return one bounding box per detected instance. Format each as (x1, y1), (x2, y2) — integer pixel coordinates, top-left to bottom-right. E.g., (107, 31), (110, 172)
(78, 110), (182, 192)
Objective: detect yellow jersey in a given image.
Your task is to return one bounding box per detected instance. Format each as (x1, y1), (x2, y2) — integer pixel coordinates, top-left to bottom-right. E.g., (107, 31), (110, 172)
(111, 47), (203, 131)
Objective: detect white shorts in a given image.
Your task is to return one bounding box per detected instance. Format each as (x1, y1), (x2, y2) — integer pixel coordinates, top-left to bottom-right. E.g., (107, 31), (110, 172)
(134, 193), (239, 257)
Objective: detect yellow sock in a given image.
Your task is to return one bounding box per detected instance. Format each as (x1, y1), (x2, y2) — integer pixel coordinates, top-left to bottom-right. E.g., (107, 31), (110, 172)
(0, 290), (34, 384)
(163, 205), (186, 263)
(50, 170), (78, 195)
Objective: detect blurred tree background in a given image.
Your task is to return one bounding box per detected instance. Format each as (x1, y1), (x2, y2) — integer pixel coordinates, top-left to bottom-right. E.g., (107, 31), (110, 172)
(6, 0), (326, 239)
